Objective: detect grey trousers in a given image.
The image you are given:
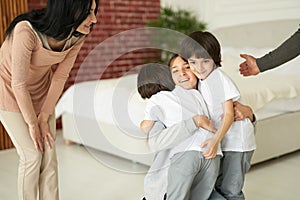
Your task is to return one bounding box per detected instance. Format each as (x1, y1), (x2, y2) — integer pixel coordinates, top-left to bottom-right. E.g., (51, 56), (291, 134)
(167, 151), (221, 200)
(209, 151), (254, 200)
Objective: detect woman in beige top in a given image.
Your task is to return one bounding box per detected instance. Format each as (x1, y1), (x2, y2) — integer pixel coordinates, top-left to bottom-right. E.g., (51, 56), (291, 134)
(0, 0), (98, 199)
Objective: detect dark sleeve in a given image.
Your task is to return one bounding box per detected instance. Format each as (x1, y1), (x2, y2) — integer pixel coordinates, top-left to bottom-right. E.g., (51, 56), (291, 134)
(252, 114), (256, 123)
(257, 27), (300, 72)
(148, 118), (198, 152)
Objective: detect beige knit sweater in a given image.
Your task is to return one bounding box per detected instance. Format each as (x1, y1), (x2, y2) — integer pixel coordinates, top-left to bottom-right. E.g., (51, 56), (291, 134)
(0, 21), (85, 126)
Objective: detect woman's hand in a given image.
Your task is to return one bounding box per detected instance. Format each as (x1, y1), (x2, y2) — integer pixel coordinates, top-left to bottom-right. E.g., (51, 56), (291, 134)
(28, 123), (44, 153)
(39, 121), (55, 149)
(193, 115), (217, 133)
(38, 113), (55, 149)
(233, 102), (254, 122)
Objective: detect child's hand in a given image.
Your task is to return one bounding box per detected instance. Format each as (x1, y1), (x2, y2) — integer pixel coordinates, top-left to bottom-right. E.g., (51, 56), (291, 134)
(140, 120), (155, 135)
(200, 136), (219, 159)
(193, 115), (217, 133)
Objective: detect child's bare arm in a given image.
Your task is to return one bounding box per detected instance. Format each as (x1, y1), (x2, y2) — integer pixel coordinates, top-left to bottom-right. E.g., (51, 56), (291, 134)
(201, 100), (234, 159)
(140, 120), (155, 134)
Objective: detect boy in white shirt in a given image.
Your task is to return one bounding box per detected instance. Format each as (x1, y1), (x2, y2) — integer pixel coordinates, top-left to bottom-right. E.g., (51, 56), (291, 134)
(180, 31), (256, 200)
(138, 55), (222, 200)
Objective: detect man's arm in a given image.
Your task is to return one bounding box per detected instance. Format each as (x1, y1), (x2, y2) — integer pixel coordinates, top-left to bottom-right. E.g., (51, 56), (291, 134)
(239, 28), (300, 76)
(257, 28), (300, 72)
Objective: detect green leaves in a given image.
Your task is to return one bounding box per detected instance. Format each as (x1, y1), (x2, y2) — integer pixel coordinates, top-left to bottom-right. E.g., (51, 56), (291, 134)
(147, 7), (206, 36)
(146, 7), (207, 63)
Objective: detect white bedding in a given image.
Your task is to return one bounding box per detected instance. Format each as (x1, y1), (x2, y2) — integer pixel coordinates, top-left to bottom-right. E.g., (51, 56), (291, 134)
(55, 74), (145, 131)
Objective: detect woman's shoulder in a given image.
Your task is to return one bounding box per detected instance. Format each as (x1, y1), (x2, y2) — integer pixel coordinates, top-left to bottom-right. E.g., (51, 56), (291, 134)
(13, 21), (37, 38)
(14, 20), (33, 30)
(10, 21), (37, 45)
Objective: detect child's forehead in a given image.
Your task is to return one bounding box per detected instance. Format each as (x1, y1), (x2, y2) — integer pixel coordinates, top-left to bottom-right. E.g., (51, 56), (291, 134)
(188, 48), (212, 59)
(174, 56), (187, 63)
(189, 55), (211, 60)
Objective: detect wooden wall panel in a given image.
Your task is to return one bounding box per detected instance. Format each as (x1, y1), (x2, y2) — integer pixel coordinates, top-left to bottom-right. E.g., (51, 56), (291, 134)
(0, 0), (27, 150)
(0, 123), (14, 150)
(0, 0), (28, 45)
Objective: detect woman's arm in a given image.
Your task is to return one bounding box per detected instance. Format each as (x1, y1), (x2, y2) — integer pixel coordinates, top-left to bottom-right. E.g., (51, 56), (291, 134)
(147, 115), (212, 152)
(11, 23), (38, 127)
(11, 22), (44, 152)
(38, 38), (85, 147)
(148, 118), (196, 152)
(39, 38), (85, 118)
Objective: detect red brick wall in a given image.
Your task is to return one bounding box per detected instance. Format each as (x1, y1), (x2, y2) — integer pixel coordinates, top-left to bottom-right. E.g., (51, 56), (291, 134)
(28, 0), (161, 128)
(29, 0), (161, 88)
(28, 0), (46, 9)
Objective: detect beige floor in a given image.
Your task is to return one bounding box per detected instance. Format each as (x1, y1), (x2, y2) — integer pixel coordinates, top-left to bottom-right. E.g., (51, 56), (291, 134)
(0, 131), (299, 200)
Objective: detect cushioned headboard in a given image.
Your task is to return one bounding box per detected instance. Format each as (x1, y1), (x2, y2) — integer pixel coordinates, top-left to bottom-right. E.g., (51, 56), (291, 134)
(212, 19), (300, 48)
(162, 0), (300, 49)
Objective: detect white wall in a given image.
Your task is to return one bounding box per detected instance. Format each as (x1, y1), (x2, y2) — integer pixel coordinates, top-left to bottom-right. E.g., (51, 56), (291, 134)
(161, 0), (202, 20)
(161, 0), (300, 31)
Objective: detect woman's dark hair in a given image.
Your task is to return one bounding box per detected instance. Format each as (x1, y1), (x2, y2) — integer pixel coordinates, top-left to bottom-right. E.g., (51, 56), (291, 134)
(168, 53), (188, 67)
(168, 53), (179, 67)
(180, 31), (222, 67)
(6, 0), (99, 40)
(137, 63), (175, 99)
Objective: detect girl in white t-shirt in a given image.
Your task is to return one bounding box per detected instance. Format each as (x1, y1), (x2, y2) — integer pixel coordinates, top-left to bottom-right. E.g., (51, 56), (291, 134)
(138, 56), (222, 200)
(180, 31), (256, 200)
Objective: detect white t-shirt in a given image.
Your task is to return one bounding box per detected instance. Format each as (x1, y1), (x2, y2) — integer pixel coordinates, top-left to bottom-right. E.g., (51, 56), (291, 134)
(144, 85), (222, 157)
(198, 68), (256, 151)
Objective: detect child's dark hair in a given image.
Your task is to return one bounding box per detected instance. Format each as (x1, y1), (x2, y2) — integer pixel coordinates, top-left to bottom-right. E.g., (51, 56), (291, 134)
(137, 63), (175, 99)
(6, 0), (99, 40)
(180, 31), (222, 67)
